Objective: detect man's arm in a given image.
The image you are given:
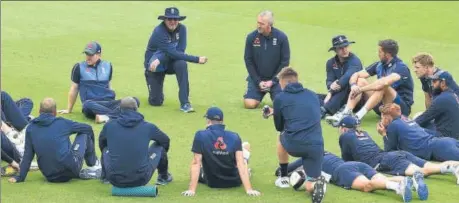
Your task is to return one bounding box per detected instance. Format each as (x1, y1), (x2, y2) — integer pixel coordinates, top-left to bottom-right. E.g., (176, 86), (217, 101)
(60, 64), (81, 113)
(154, 30), (199, 63)
(273, 98), (284, 132)
(177, 25), (187, 53)
(13, 130), (35, 182)
(1, 149), (14, 164)
(360, 73), (401, 92)
(415, 97), (443, 127)
(349, 70), (371, 86)
(424, 92), (432, 109)
(70, 120), (95, 141)
(98, 125), (108, 152)
(244, 34), (261, 85)
(337, 59), (363, 89)
(150, 125), (170, 152)
(236, 150), (254, 193)
(325, 61), (335, 90)
(338, 135), (354, 161)
(272, 36), (290, 83)
(383, 124), (399, 152)
(186, 153), (202, 193)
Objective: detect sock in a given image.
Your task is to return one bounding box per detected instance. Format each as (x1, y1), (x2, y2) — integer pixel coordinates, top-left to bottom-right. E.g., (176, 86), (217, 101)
(280, 163), (288, 177)
(440, 165), (455, 173)
(385, 181), (400, 193)
(356, 107), (368, 120)
(343, 106), (352, 114)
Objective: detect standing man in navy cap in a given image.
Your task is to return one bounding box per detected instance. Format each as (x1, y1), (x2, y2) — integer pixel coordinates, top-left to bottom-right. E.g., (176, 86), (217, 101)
(58, 41), (138, 124)
(243, 10), (290, 109)
(182, 106), (260, 197)
(144, 7), (208, 113)
(320, 35), (363, 118)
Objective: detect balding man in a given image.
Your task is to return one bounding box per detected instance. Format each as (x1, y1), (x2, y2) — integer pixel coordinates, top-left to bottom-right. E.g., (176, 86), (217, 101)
(243, 10), (290, 109)
(99, 97), (172, 187)
(8, 98), (101, 183)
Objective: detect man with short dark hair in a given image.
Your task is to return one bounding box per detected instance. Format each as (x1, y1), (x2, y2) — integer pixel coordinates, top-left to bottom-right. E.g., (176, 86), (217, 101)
(243, 10), (290, 109)
(8, 98), (101, 183)
(326, 39), (414, 124)
(99, 97), (172, 186)
(144, 7), (208, 113)
(265, 67), (326, 203)
(320, 35), (363, 118)
(182, 107), (260, 197)
(413, 71), (459, 139)
(58, 42), (135, 124)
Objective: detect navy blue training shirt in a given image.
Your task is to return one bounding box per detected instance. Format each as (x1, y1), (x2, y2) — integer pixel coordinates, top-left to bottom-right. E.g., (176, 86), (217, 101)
(325, 53), (363, 92)
(366, 57), (414, 107)
(385, 117), (433, 159)
(338, 130), (383, 168)
(244, 27), (290, 85)
(273, 82), (323, 145)
(144, 22), (199, 69)
(192, 124), (242, 188)
(421, 69), (459, 98)
(321, 152), (345, 178)
(99, 110), (170, 187)
(15, 113), (95, 182)
(415, 90), (459, 139)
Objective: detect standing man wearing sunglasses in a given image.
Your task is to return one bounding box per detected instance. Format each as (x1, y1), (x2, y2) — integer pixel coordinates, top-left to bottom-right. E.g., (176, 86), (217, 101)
(144, 7), (208, 113)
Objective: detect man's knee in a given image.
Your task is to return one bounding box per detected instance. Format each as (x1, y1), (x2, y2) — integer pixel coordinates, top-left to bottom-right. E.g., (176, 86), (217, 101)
(356, 78), (369, 87)
(243, 99), (260, 109)
(172, 60), (188, 71)
(352, 176), (371, 192)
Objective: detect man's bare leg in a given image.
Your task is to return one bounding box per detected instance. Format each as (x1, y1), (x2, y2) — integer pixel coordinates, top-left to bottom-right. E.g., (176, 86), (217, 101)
(355, 86), (397, 120)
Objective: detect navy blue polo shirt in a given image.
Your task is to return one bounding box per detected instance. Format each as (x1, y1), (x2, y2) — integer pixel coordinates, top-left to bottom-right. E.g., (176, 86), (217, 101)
(325, 53), (363, 91)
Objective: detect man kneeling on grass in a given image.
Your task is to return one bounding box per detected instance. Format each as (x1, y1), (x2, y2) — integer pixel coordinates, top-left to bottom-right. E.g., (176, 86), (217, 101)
(98, 97), (172, 186)
(8, 98), (101, 183)
(181, 107), (260, 197)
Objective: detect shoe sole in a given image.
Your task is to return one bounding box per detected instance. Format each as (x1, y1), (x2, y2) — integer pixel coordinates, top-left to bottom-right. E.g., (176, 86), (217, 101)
(79, 169), (102, 180)
(416, 179), (428, 201)
(312, 177), (326, 203)
(181, 109), (195, 113)
(403, 178), (413, 203)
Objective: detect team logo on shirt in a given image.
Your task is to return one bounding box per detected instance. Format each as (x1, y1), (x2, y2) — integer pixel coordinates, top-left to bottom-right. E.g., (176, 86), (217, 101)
(214, 137), (227, 150)
(176, 33), (180, 40)
(332, 63), (338, 69)
(273, 38), (277, 46)
(253, 37), (260, 47)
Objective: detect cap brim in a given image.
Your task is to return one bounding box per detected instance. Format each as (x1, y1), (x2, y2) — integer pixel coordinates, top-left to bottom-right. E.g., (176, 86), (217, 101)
(328, 41), (355, 52)
(83, 51), (95, 56)
(158, 16), (186, 21)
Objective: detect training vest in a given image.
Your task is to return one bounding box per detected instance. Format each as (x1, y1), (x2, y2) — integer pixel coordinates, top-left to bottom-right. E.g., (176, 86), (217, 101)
(78, 60), (115, 102)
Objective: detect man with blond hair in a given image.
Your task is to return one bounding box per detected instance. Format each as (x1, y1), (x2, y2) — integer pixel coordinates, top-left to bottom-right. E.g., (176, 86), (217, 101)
(411, 52), (459, 109)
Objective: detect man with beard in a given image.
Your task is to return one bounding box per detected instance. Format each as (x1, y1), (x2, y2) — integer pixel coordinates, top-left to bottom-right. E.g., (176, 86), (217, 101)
(243, 10), (290, 109)
(326, 39), (414, 123)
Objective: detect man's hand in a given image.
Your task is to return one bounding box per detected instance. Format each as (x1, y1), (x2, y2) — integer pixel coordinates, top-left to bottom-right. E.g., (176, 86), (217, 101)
(264, 80), (273, 88)
(246, 189), (261, 196)
(198, 56), (208, 64)
(330, 81), (341, 91)
(262, 105), (273, 119)
(8, 178), (17, 183)
(259, 81), (270, 92)
(181, 190), (196, 197)
(149, 59), (160, 72)
(9, 161), (20, 171)
(57, 109), (71, 114)
(350, 85), (362, 100)
(376, 121), (387, 136)
(324, 92), (332, 104)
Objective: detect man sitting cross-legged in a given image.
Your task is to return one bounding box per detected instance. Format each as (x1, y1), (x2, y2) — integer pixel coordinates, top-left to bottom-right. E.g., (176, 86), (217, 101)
(181, 107), (260, 197)
(8, 98), (101, 183)
(99, 97), (172, 186)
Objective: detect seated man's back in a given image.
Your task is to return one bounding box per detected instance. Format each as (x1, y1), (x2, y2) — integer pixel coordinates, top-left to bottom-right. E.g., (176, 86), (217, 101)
(193, 124), (242, 188)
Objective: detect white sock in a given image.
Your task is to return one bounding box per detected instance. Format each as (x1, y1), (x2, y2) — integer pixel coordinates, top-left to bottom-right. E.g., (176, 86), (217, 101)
(356, 107), (368, 120)
(385, 181), (400, 193)
(343, 106), (352, 114)
(440, 165), (455, 173)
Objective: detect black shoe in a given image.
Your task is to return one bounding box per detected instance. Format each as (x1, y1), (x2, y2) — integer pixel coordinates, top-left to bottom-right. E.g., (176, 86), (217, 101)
(312, 176), (327, 203)
(156, 172), (173, 185)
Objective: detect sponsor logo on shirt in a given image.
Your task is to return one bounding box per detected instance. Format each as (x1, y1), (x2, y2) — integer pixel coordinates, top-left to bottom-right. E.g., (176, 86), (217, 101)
(273, 38), (277, 46)
(212, 137), (229, 155)
(176, 33), (180, 40)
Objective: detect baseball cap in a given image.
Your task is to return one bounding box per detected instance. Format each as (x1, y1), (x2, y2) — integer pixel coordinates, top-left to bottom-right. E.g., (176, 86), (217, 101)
(338, 116), (360, 128)
(83, 41), (102, 56)
(429, 70), (454, 86)
(204, 107), (224, 121)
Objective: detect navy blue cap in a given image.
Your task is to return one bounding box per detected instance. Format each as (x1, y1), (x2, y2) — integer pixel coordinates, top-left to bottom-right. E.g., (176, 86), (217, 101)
(338, 116), (360, 128)
(83, 41), (102, 55)
(204, 107), (223, 121)
(328, 35), (355, 52)
(158, 7), (186, 21)
(429, 70), (452, 81)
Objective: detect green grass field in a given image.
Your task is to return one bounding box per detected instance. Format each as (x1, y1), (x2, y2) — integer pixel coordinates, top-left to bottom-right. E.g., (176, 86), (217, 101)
(2, 1), (459, 202)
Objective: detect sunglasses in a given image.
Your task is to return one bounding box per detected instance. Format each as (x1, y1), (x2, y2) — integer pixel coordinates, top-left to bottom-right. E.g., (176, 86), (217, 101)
(166, 18), (179, 21)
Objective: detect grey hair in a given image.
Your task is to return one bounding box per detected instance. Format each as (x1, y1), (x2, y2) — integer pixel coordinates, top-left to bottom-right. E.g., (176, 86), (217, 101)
(40, 98), (57, 113)
(120, 97), (138, 111)
(258, 10), (274, 26)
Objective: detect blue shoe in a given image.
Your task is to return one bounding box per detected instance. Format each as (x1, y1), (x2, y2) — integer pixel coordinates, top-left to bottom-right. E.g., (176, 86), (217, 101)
(180, 103), (195, 113)
(399, 177), (413, 203)
(413, 171), (428, 200)
(156, 173), (173, 185)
